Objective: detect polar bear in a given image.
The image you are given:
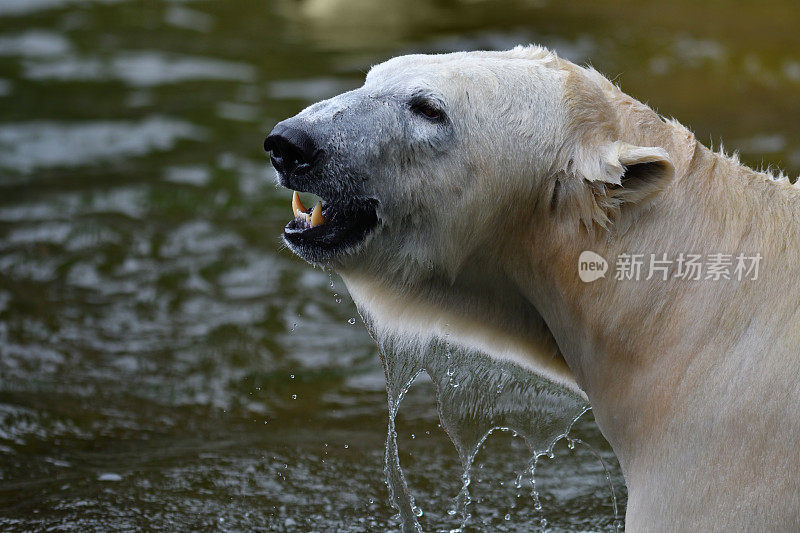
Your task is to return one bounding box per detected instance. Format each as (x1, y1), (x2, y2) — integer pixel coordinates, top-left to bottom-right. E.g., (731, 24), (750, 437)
(265, 46), (800, 531)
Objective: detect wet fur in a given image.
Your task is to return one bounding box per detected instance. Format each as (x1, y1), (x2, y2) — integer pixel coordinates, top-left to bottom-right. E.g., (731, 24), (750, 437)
(279, 46), (800, 531)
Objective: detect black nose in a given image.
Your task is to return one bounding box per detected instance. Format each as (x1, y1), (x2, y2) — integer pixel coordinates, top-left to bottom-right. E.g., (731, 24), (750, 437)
(264, 123), (318, 175)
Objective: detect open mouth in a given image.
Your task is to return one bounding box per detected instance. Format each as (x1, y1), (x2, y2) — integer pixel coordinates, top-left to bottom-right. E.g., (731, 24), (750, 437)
(264, 121), (379, 263)
(283, 190), (379, 263)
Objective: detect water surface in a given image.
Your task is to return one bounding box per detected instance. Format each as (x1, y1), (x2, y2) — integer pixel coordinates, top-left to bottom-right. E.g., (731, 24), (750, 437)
(1, 0), (798, 530)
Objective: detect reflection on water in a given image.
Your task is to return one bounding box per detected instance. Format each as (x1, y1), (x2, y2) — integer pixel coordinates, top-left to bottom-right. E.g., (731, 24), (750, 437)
(0, 117), (206, 173)
(0, 0), (798, 530)
(0, 30), (71, 57)
(24, 52), (256, 86)
(0, 0), (124, 17)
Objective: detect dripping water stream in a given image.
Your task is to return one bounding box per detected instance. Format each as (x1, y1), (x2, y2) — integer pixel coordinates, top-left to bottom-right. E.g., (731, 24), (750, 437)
(362, 314), (619, 531)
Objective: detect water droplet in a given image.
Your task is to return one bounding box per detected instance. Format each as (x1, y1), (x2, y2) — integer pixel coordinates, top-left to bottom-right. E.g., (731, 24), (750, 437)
(344, 444), (349, 449)
(504, 513), (511, 521)
(348, 317), (356, 325)
(413, 505), (423, 517)
(291, 394), (297, 400)
(373, 315), (589, 533)
(289, 374), (295, 379)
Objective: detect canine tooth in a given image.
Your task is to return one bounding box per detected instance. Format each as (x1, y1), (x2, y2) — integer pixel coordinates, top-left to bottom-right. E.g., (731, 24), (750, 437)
(292, 191), (307, 217)
(311, 201), (325, 227)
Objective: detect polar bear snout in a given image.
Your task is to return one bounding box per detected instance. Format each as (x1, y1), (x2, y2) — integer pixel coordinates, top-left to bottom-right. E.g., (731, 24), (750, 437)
(266, 111), (382, 267)
(265, 121), (320, 184)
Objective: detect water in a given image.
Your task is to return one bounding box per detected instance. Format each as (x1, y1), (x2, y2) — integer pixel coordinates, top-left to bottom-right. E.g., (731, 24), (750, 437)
(373, 320), (591, 532)
(1, 0), (799, 530)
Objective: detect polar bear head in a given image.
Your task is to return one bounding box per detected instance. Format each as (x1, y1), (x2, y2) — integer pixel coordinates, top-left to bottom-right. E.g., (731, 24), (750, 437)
(265, 45), (677, 388)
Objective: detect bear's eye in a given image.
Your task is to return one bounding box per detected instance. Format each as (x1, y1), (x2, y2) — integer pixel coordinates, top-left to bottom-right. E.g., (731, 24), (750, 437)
(410, 99), (445, 122)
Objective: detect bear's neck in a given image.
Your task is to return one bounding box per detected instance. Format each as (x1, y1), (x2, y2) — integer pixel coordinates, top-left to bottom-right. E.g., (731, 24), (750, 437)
(519, 138), (800, 528)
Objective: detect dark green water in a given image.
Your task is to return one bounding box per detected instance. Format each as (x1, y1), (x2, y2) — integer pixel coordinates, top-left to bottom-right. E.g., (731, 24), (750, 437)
(0, 0), (798, 530)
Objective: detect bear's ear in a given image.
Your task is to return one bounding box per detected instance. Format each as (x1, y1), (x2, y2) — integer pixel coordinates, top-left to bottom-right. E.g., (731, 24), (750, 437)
(568, 141), (675, 228)
(575, 141), (674, 197)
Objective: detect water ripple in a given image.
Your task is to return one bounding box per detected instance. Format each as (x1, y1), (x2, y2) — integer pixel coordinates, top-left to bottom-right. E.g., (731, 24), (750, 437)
(0, 117), (206, 173)
(24, 51), (257, 87)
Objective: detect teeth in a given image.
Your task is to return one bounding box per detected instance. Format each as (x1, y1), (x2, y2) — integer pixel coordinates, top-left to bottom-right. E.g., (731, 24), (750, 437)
(292, 191), (307, 218)
(291, 191), (325, 228)
(311, 201), (325, 227)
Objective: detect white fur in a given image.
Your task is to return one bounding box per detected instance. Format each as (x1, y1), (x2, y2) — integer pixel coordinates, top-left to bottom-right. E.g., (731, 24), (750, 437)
(291, 46), (800, 530)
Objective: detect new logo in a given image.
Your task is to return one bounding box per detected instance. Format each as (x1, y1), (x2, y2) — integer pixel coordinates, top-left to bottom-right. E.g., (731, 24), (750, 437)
(578, 251), (608, 282)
